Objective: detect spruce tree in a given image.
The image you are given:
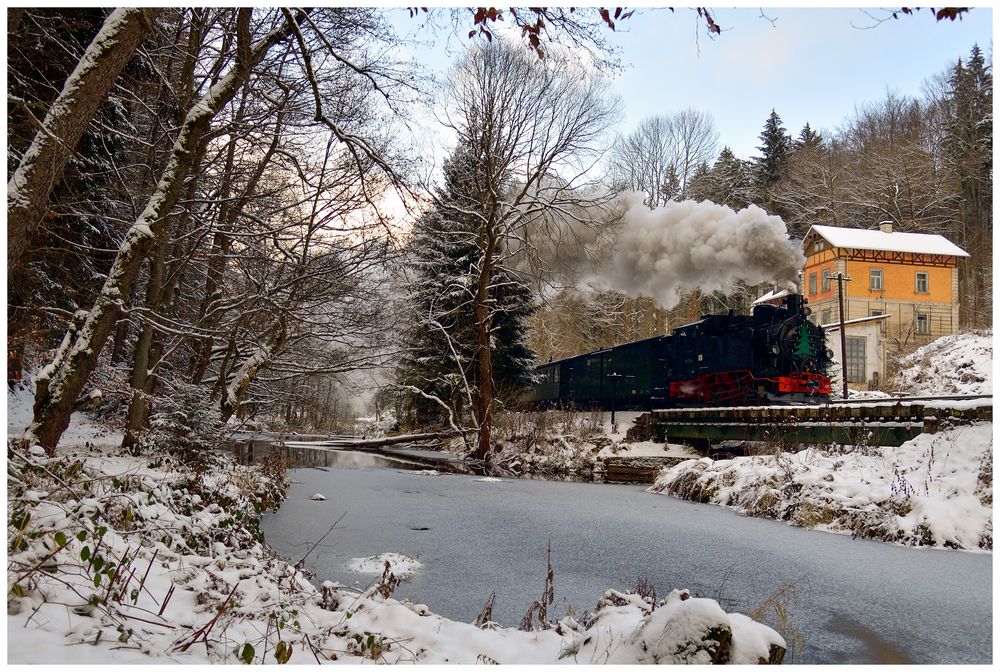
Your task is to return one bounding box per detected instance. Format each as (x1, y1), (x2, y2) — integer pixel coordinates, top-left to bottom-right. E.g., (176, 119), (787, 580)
(755, 109), (792, 189)
(689, 146), (755, 210)
(795, 122), (824, 151)
(396, 145), (535, 429)
(753, 110), (792, 220)
(943, 44), (992, 327)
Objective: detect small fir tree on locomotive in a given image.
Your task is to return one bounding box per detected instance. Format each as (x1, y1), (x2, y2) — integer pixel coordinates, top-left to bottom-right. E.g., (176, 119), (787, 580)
(528, 293), (833, 409)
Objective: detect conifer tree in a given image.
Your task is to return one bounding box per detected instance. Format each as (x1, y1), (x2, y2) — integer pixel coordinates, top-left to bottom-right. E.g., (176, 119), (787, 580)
(396, 145), (535, 429)
(943, 43), (992, 326)
(753, 109), (792, 219)
(755, 109), (792, 189)
(795, 122), (824, 151)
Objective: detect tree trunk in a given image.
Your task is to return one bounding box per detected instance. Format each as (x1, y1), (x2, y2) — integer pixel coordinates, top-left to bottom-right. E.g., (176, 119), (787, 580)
(122, 234), (168, 450)
(220, 318), (287, 423)
(26, 10), (307, 453)
(472, 227), (498, 461)
(8, 8), (159, 270)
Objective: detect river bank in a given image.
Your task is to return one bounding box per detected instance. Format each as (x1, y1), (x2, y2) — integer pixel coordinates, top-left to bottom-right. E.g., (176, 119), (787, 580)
(7, 390), (786, 664)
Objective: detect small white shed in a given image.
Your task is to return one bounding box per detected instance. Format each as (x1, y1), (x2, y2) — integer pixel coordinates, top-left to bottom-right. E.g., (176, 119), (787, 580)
(822, 314), (891, 391)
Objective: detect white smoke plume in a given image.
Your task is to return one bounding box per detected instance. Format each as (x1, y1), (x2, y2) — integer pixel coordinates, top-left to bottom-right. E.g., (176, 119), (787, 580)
(579, 193), (803, 309)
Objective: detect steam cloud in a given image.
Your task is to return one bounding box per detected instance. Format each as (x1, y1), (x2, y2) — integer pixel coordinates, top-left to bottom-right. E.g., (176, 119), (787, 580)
(583, 194), (804, 309)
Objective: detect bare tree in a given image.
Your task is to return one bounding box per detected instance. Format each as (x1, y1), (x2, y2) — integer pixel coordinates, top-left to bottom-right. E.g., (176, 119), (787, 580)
(438, 40), (620, 459)
(607, 109), (718, 205)
(8, 8), (160, 269)
(26, 9), (311, 452)
(669, 108), (719, 195)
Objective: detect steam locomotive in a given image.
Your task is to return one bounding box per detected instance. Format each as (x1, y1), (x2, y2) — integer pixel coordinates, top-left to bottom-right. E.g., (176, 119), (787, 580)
(527, 293), (832, 409)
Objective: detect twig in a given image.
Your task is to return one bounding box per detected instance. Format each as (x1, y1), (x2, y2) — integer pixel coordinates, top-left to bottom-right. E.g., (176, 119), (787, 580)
(176, 580), (240, 652)
(293, 511), (346, 569)
(158, 583), (175, 617)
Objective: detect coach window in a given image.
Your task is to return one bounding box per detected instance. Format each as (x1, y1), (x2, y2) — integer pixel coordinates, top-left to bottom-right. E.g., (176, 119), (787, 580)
(869, 268), (883, 291)
(808, 273), (817, 295)
(845, 336), (866, 383)
(915, 272), (929, 294)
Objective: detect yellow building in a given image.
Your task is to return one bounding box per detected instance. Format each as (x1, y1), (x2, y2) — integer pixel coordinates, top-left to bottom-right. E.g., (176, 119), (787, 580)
(802, 223), (969, 347)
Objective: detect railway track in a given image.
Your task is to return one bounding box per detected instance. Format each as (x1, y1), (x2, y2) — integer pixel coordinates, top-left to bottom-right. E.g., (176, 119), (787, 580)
(629, 395), (992, 447)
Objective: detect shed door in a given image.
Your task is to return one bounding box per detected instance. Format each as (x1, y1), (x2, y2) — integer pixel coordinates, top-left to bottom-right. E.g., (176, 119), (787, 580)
(845, 336), (866, 383)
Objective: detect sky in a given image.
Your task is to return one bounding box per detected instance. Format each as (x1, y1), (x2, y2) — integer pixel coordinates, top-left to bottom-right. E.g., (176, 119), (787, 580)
(389, 5), (993, 162)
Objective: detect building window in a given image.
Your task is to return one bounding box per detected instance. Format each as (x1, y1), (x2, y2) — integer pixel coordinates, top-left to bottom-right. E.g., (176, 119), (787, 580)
(846, 336), (866, 383)
(915, 272), (929, 293)
(822, 270), (832, 292)
(808, 273), (817, 295)
(916, 313), (929, 334)
(813, 239), (824, 253)
(869, 268), (883, 291)
(821, 309), (832, 325)
(870, 310), (883, 317)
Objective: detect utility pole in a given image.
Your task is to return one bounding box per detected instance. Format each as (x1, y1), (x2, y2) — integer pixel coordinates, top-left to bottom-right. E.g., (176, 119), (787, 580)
(836, 272), (851, 400)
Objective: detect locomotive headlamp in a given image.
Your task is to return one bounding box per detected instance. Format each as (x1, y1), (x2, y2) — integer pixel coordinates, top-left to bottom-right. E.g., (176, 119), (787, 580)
(771, 345), (781, 354)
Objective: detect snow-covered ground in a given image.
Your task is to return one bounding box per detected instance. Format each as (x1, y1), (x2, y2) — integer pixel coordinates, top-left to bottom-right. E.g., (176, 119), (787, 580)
(649, 423), (992, 551)
(7, 386), (785, 664)
(891, 329), (992, 395)
(649, 330), (993, 551)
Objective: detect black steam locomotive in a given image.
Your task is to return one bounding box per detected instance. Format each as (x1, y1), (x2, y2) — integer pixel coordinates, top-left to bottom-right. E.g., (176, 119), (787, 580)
(527, 294), (832, 410)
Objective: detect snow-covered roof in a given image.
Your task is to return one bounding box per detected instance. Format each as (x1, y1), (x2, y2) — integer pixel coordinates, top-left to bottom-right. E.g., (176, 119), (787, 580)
(808, 225), (969, 257)
(752, 288), (792, 305)
(821, 314), (892, 330)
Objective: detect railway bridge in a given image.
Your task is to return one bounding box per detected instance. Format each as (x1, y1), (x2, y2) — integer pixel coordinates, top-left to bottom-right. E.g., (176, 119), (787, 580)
(627, 396), (992, 449)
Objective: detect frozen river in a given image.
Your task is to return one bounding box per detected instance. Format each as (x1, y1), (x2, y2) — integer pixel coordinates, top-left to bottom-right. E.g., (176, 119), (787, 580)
(261, 454), (992, 664)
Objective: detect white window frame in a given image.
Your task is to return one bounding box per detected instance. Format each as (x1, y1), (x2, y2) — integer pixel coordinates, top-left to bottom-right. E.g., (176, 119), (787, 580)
(808, 273), (817, 295)
(869, 268), (883, 291)
(915, 272), (929, 294)
(916, 313), (929, 334)
(822, 270), (832, 292)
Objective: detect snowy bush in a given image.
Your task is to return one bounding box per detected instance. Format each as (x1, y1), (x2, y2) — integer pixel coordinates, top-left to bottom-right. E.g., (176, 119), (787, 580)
(650, 423), (993, 550)
(138, 382), (225, 455)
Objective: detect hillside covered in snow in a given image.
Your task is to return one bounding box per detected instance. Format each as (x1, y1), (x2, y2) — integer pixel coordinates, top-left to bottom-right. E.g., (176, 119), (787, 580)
(891, 329), (992, 395)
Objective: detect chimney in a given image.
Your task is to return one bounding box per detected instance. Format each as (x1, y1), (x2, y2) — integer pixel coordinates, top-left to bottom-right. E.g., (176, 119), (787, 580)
(879, 221), (893, 234)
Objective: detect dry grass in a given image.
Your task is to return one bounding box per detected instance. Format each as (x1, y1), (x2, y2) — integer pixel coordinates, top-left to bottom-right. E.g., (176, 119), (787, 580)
(751, 579), (806, 663)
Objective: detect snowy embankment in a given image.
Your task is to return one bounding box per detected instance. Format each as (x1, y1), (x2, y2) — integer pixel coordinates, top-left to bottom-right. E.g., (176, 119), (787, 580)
(650, 424), (992, 551)
(892, 329), (992, 395)
(650, 330), (993, 551)
(488, 410), (698, 477)
(8, 390), (784, 664)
